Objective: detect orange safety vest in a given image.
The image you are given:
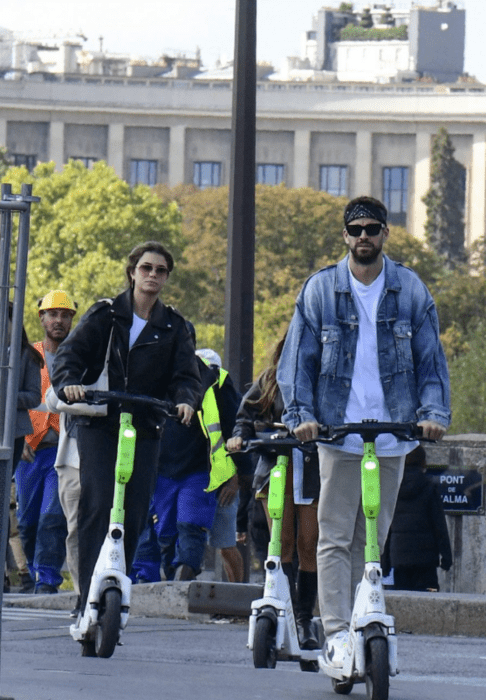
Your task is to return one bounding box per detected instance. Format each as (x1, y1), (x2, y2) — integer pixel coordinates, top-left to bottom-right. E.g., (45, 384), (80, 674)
(25, 341), (60, 450)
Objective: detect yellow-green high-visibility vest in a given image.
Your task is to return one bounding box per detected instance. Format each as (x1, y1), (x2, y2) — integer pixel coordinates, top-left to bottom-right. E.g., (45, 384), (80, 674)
(198, 363), (237, 492)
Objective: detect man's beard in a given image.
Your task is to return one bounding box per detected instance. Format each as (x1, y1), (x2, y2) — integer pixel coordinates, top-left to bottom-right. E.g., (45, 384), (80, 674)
(350, 244), (381, 265)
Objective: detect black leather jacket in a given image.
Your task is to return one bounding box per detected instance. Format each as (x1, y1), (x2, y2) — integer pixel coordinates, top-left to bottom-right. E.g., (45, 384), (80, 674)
(51, 289), (202, 437)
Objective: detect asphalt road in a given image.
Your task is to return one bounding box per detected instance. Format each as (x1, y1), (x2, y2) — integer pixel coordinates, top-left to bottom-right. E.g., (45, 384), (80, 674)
(0, 608), (485, 700)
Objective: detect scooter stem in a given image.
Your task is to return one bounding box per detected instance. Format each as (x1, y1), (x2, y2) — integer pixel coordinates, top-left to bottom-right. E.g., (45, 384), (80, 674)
(110, 412), (137, 525)
(361, 442), (381, 563)
(267, 455), (287, 558)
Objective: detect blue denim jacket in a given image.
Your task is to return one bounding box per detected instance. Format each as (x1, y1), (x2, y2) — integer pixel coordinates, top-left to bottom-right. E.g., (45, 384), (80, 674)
(277, 255), (451, 431)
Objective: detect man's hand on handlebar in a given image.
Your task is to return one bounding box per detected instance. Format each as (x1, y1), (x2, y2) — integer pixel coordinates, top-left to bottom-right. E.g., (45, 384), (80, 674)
(63, 385), (85, 402)
(176, 403), (194, 426)
(293, 421), (319, 442)
(417, 420), (446, 441)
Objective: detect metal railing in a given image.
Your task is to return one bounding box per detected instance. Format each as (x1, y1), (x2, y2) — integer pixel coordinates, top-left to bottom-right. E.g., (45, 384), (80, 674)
(0, 183), (39, 688)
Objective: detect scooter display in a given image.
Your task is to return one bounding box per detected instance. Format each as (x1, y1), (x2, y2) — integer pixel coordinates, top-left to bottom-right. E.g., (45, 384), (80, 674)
(69, 389), (176, 658)
(241, 420), (425, 700)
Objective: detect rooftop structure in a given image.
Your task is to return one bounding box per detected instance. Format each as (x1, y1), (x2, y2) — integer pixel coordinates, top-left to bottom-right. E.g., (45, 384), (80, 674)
(289, 1), (467, 84)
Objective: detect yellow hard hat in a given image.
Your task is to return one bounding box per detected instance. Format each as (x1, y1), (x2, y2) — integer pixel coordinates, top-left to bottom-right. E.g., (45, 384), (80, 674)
(38, 290), (77, 315)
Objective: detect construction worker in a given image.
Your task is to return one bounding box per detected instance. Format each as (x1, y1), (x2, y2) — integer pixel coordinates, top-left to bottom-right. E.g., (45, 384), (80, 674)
(15, 290), (76, 593)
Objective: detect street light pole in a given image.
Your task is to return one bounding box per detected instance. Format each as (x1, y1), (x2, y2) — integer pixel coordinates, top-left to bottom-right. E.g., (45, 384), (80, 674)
(224, 0), (257, 393)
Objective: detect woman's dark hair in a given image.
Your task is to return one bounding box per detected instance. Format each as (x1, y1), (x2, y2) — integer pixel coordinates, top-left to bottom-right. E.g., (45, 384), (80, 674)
(8, 303), (44, 367)
(125, 241), (174, 287)
(249, 333), (287, 419)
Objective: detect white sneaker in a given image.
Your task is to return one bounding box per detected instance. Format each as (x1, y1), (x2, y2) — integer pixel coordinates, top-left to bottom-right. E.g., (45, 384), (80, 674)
(324, 630), (349, 668)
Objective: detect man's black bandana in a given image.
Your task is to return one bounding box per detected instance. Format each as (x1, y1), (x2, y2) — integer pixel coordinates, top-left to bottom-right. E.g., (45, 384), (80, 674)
(344, 202), (387, 226)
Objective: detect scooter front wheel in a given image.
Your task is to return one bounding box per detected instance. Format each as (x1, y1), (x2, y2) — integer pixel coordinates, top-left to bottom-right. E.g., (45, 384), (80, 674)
(253, 616), (277, 669)
(95, 587), (122, 658)
(365, 637), (389, 700)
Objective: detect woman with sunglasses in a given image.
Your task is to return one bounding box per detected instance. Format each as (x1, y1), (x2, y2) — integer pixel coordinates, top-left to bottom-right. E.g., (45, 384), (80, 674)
(51, 241), (202, 627)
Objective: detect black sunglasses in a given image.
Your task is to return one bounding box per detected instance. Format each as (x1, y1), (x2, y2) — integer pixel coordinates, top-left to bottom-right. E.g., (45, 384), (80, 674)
(345, 223), (385, 237)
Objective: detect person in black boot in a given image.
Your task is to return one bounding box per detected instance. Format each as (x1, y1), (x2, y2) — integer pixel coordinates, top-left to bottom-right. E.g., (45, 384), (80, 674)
(227, 333), (320, 651)
(296, 569), (319, 649)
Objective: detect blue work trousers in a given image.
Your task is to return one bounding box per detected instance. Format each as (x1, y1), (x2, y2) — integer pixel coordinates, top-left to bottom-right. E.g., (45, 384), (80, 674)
(15, 446), (67, 588)
(136, 472), (217, 580)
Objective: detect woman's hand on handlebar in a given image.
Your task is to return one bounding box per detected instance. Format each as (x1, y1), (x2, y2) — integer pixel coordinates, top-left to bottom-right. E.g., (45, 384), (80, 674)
(417, 420), (446, 440)
(176, 403), (194, 426)
(226, 436), (243, 452)
(63, 385), (85, 402)
(293, 421), (319, 442)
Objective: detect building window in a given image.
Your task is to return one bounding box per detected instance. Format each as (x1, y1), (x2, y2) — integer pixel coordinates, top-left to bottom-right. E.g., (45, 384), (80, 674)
(319, 165), (348, 196)
(383, 166), (409, 226)
(71, 156), (98, 169)
(256, 164), (285, 185)
(130, 159), (158, 187)
(193, 161), (222, 189)
(12, 154), (37, 172)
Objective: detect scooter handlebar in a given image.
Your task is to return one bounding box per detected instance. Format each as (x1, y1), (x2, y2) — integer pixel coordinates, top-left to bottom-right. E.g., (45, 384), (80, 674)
(82, 389), (179, 419)
(238, 420), (429, 453)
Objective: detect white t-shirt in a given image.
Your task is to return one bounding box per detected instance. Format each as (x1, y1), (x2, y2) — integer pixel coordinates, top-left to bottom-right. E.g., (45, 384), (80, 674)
(337, 263), (414, 457)
(129, 313), (147, 349)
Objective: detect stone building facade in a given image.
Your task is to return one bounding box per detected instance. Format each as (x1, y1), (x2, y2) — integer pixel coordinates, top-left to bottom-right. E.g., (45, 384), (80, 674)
(1, 74), (485, 244)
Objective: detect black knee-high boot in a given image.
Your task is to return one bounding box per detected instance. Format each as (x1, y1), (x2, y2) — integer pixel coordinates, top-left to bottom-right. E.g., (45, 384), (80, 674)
(296, 570), (319, 650)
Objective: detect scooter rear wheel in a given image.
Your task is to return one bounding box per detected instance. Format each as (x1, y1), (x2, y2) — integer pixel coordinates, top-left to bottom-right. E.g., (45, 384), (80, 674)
(299, 659), (319, 673)
(365, 636), (389, 700)
(95, 587), (121, 658)
(331, 678), (354, 694)
(253, 616), (277, 669)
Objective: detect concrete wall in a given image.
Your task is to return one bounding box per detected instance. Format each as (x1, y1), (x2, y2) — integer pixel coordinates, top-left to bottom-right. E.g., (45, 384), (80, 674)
(424, 436), (486, 595)
(63, 123), (108, 162)
(409, 6), (465, 82)
(6, 121), (49, 163)
(124, 126), (170, 184)
(1, 77), (486, 243)
(309, 131), (356, 192)
(256, 131), (294, 185)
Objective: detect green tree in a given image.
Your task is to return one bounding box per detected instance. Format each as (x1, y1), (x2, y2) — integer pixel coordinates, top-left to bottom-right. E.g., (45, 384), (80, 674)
(360, 7), (373, 28)
(155, 184), (348, 328)
(0, 146), (11, 180)
(448, 323), (486, 434)
(423, 127), (466, 269)
(3, 160), (182, 338)
(155, 183), (444, 378)
(431, 265), (486, 350)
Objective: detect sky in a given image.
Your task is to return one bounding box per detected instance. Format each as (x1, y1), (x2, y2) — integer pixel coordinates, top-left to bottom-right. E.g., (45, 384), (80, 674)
(1, 1), (485, 82)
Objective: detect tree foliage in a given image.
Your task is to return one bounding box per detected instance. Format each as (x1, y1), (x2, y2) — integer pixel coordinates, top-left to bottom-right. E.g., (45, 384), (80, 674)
(3, 160), (182, 338)
(155, 183), (447, 376)
(4, 160), (485, 433)
(423, 127), (466, 269)
(0, 146), (11, 180)
(155, 184), (348, 328)
(448, 323), (486, 434)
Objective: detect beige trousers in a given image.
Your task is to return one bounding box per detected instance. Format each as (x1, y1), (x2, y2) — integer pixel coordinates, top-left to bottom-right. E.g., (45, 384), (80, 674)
(317, 445), (405, 637)
(56, 465), (81, 594)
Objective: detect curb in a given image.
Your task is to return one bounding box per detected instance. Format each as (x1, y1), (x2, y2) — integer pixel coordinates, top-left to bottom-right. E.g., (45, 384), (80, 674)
(3, 583), (486, 637)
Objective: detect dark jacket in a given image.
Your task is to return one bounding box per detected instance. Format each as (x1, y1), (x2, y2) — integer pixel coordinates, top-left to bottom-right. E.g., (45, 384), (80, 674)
(51, 289), (202, 437)
(158, 358), (253, 481)
(158, 358), (219, 479)
(232, 378), (319, 500)
(16, 347), (42, 439)
(383, 468), (452, 573)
